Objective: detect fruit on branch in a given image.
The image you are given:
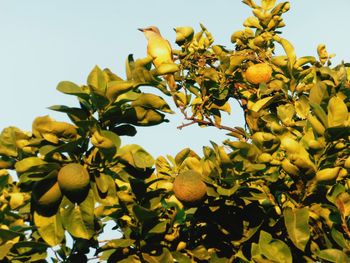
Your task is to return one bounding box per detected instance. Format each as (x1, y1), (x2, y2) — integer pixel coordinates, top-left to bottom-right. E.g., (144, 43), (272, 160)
(35, 183), (62, 207)
(57, 163), (90, 203)
(245, 63), (272, 84)
(32, 178), (63, 216)
(173, 170), (207, 204)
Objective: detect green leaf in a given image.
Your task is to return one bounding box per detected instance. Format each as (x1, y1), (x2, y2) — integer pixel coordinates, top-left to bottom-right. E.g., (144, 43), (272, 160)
(271, 2), (290, 15)
(175, 148), (200, 166)
(134, 56), (153, 69)
(100, 239), (135, 250)
(191, 245), (211, 261)
(181, 156), (202, 172)
(92, 130), (121, 152)
(131, 93), (173, 113)
(87, 65), (107, 91)
(0, 242), (16, 260)
(209, 253), (232, 263)
(0, 126), (29, 157)
(111, 124), (137, 137)
(171, 252), (192, 263)
(254, 231), (292, 263)
(19, 167), (56, 184)
(148, 221), (167, 234)
(14, 157), (47, 174)
(132, 205), (158, 222)
(117, 144), (154, 169)
(39, 138), (85, 157)
(56, 81), (90, 101)
(175, 27), (194, 45)
(61, 191), (95, 239)
(119, 255), (141, 263)
(283, 207), (310, 251)
(125, 54), (134, 80)
(294, 95), (310, 119)
(225, 54), (247, 74)
(309, 81), (328, 105)
(325, 126), (350, 141)
(103, 68), (124, 81)
(294, 56), (316, 70)
(0, 228), (23, 243)
(327, 96), (348, 127)
(33, 212), (64, 246)
(243, 16), (262, 29)
(0, 170), (9, 190)
(106, 80), (135, 102)
(317, 44), (329, 65)
(142, 248), (174, 263)
(262, 0), (276, 10)
(242, 0), (258, 8)
(132, 67), (154, 85)
(250, 96), (274, 112)
(310, 102), (328, 128)
(217, 185), (240, 196)
(317, 249), (349, 263)
(12, 241), (50, 251)
(94, 173), (118, 205)
(281, 38), (296, 69)
(277, 104), (295, 125)
(336, 192), (350, 218)
(274, 36), (296, 73)
(123, 106), (167, 126)
(331, 228), (350, 250)
(94, 173), (110, 195)
(326, 184), (345, 204)
(48, 105), (89, 122)
(90, 90), (110, 110)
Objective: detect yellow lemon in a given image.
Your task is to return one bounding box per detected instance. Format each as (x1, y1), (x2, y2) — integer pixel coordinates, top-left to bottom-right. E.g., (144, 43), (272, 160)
(245, 63), (272, 84)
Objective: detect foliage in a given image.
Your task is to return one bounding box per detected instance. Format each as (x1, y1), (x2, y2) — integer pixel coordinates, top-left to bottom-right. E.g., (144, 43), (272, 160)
(1, 0), (350, 262)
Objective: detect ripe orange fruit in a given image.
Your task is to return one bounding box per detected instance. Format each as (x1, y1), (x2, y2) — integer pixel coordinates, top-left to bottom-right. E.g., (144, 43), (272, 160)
(245, 63), (272, 84)
(32, 177), (63, 216)
(173, 170), (207, 205)
(57, 163), (90, 203)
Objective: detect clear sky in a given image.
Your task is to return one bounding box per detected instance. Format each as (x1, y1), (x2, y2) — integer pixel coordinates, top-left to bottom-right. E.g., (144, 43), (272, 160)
(1, 0), (350, 158)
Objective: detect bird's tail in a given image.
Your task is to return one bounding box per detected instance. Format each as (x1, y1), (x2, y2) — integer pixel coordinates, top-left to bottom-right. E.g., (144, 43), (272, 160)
(165, 74), (176, 91)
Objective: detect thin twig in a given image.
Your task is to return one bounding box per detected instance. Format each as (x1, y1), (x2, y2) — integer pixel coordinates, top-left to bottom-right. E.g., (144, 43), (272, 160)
(177, 120), (197, 129)
(177, 114), (245, 135)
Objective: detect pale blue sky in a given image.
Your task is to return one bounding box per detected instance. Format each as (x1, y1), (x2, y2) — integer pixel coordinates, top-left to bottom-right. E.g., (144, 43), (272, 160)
(1, 1), (350, 158)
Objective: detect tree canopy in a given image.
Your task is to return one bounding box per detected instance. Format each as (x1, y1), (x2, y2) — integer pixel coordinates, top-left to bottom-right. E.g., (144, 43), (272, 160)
(1, 0), (350, 262)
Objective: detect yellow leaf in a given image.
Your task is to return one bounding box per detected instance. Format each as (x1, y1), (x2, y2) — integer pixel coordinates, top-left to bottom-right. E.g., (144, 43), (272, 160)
(327, 96), (348, 127)
(34, 212), (64, 246)
(262, 0), (276, 10)
(243, 16), (263, 29)
(9, 193), (24, 209)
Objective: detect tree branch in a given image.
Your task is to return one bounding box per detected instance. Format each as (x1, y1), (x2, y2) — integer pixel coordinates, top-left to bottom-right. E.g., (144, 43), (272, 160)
(177, 114), (246, 137)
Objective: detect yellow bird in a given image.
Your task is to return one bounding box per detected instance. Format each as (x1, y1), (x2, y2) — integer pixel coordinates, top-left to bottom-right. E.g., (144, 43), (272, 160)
(138, 26), (176, 91)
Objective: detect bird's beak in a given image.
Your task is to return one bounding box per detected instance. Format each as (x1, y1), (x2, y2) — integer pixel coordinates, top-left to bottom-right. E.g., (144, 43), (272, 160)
(138, 28), (145, 32)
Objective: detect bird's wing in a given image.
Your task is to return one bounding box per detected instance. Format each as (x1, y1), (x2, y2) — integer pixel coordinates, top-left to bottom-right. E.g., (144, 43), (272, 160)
(147, 37), (173, 67)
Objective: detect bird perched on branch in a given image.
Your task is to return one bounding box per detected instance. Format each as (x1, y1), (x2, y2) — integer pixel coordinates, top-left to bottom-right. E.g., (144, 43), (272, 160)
(138, 26), (177, 91)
